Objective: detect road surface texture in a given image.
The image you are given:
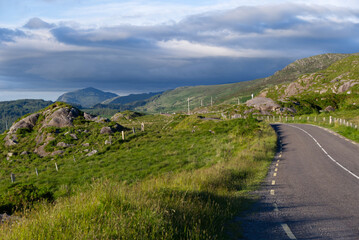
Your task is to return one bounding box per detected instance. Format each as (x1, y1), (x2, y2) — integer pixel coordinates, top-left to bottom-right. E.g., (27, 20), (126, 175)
(239, 124), (359, 240)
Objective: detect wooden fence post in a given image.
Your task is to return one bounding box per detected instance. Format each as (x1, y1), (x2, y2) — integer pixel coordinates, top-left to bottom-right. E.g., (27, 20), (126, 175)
(122, 131), (125, 140)
(10, 173), (15, 183)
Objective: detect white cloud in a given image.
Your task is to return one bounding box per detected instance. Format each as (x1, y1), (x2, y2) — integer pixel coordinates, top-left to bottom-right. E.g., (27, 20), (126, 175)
(157, 39), (281, 58)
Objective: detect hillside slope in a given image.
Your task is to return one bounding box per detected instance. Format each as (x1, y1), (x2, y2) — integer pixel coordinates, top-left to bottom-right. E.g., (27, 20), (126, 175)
(57, 87), (118, 108)
(136, 53), (352, 113)
(261, 55), (359, 114)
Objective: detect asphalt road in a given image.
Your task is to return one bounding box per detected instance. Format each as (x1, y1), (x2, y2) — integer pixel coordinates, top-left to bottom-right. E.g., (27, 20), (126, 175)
(240, 123), (359, 240)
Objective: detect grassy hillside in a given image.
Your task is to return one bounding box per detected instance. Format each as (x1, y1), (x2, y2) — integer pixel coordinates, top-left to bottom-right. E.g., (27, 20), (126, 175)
(263, 55), (359, 114)
(136, 53), (352, 113)
(0, 99), (53, 133)
(0, 104), (276, 239)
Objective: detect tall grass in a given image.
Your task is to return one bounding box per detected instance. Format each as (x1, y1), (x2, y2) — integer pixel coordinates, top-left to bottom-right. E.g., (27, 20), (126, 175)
(0, 121), (276, 239)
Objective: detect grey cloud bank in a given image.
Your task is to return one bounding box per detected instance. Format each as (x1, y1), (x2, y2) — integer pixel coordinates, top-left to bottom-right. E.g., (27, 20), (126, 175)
(1, 3), (359, 100)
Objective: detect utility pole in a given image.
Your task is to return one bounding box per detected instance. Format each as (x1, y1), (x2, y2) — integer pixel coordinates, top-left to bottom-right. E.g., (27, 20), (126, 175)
(187, 98), (190, 114)
(211, 97), (213, 107)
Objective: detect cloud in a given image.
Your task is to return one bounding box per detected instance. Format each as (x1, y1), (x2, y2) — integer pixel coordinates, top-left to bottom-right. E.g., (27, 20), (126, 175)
(23, 17), (55, 29)
(1, 3), (359, 99)
(0, 28), (25, 43)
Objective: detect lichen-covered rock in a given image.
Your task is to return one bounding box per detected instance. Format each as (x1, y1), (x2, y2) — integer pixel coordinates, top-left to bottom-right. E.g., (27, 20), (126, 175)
(4, 113), (40, 146)
(44, 107), (80, 128)
(8, 113), (40, 135)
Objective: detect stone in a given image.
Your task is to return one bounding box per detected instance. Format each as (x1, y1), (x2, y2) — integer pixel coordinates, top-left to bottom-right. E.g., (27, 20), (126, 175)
(70, 134), (78, 140)
(51, 150), (64, 156)
(82, 143), (90, 147)
(246, 97), (281, 112)
(7, 113), (40, 135)
(5, 138), (18, 146)
(57, 142), (72, 148)
(44, 107), (80, 128)
(86, 150), (98, 157)
(324, 106), (335, 112)
(100, 127), (113, 134)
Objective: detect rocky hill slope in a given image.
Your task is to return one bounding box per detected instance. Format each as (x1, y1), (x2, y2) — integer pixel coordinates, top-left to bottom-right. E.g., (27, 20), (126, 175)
(136, 53), (354, 113)
(257, 55), (359, 114)
(2, 102), (126, 158)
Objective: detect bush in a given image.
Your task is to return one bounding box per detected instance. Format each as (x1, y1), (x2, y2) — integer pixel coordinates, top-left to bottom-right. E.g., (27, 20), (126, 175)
(0, 184), (54, 214)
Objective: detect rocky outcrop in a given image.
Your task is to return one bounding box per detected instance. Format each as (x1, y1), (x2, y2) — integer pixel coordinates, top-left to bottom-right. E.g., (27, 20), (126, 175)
(246, 97), (281, 112)
(8, 113), (40, 135)
(337, 80), (358, 93)
(100, 124), (125, 134)
(84, 112), (110, 123)
(43, 107), (80, 128)
(4, 113), (40, 146)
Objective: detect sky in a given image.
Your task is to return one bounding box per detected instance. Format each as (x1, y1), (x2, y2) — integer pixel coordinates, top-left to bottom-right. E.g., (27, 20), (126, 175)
(1, 0), (359, 100)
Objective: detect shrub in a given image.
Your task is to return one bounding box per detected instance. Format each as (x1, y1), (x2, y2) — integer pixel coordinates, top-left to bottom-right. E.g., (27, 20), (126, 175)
(0, 184), (54, 214)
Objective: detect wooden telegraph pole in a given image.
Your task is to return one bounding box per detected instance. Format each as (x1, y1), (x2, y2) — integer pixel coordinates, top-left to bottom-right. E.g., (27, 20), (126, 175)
(187, 98), (190, 114)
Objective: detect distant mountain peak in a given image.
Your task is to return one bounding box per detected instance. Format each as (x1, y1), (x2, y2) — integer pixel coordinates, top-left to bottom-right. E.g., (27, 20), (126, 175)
(57, 87), (118, 108)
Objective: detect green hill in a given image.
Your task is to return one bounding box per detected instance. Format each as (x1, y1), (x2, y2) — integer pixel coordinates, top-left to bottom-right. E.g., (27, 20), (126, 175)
(136, 53), (352, 113)
(57, 87), (118, 108)
(0, 102), (276, 239)
(262, 55), (359, 114)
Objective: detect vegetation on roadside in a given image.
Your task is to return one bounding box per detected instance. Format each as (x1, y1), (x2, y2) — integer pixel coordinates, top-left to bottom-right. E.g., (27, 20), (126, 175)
(0, 105), (276, 239)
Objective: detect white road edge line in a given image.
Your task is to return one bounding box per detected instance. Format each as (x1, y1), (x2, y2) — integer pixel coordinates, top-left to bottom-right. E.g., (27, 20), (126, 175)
(281, 223), (297, 240)
(289, 125), (359, 180)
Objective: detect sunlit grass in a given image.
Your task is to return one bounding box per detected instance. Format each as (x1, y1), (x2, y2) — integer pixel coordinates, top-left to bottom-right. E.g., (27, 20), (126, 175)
(0, 117), (276, 239)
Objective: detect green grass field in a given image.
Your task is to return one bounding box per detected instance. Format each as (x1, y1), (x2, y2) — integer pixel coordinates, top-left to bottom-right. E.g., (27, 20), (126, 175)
(0, 112), (276, 239)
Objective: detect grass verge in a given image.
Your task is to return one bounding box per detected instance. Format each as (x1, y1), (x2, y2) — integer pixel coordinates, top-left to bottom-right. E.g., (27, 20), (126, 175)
(0, 120), (276, 239)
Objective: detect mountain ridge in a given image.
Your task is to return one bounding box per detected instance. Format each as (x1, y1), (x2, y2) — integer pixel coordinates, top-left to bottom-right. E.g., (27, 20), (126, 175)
(135, 53), (356, 113)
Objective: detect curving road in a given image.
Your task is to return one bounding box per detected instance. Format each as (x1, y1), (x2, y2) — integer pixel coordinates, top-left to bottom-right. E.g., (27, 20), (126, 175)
(240, 124), (359, 240)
